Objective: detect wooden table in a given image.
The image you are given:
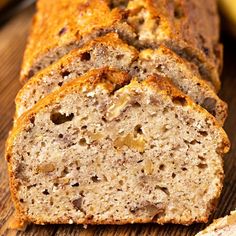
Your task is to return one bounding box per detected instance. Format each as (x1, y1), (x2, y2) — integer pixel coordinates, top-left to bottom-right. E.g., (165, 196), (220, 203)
(0, 6), (235, 236)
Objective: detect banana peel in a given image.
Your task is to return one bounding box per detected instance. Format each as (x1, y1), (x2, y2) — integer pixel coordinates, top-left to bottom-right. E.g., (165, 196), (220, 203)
(219, 0), (236, 36)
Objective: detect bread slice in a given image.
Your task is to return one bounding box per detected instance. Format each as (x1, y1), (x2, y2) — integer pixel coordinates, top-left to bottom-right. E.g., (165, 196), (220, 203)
(19, 0), (136, 83)
(6, 68), (230, 226)
(15, 34), (138, 118)
(20, 0), (221, 91)
(15, 34), (227, 125)
(136, 48), (227, 125)
(196, 211), (236, 236)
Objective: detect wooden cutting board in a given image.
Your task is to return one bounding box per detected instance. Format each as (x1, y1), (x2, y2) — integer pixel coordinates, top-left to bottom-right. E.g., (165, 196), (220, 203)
(0, 6), (235, 236)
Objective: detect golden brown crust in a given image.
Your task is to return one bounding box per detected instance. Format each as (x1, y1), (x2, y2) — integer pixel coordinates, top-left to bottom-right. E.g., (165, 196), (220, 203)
(5, 0), (229, 227)
(6, 69), (230, 226)
(12, 215), (209, 226)
(19, 31), (138, 86)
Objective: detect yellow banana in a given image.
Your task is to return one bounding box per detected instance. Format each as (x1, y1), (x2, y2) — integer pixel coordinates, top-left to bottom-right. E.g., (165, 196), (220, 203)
(219, 0), (236, 36)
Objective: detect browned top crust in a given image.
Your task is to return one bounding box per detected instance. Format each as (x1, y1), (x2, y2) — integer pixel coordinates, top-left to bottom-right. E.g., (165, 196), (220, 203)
(20, 0), (222, 90)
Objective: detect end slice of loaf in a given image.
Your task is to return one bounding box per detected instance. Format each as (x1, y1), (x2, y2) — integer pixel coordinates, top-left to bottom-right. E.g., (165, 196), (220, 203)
(15, 33), (227, 125)
(196, 211), (236, 236)
(6, 68), (230, 226)
(20, 0), (221, 91)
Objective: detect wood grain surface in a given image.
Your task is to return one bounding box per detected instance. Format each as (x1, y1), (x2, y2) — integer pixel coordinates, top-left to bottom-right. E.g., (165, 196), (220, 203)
(0, 6), (235, 236)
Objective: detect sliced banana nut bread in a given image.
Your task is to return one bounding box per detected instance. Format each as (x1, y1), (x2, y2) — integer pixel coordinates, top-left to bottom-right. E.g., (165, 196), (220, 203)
(15, 33), (227, 125)
(20, 0), (221, 91)
(6, 68), (230, 226)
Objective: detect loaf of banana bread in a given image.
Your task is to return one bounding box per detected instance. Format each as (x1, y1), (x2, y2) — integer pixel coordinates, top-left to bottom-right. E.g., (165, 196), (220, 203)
(6, 0), (230, 228)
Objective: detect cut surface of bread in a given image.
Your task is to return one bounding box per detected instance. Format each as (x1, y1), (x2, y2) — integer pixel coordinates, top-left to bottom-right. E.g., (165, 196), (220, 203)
(6, 68), (230, 226)
(196, 211), (236, 236)
(15, 34), (227, 125)
(15, 33), (138, 118)
(20, 0), (221, 91)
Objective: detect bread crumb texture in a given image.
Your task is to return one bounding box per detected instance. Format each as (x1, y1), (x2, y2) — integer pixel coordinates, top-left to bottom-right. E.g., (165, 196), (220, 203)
(7, 69), (230, 225)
